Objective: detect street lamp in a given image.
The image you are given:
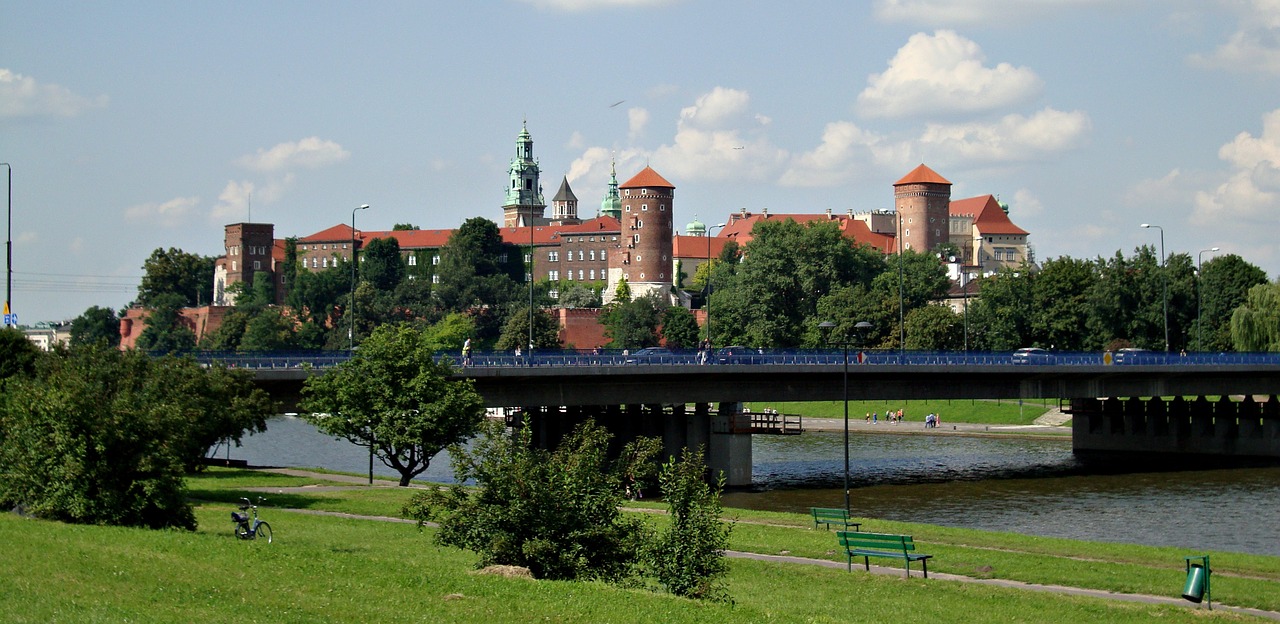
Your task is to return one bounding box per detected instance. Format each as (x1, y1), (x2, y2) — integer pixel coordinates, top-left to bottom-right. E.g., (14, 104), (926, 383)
(705, 223), (726, 350)
(2, 163), (11, 325)
(350, 204), (369, 352)
(1140, 224), (1168, 352)
(818, 320), (870, 514)
(1197, 247), (1220, 352)
(897, 215), (905, 353)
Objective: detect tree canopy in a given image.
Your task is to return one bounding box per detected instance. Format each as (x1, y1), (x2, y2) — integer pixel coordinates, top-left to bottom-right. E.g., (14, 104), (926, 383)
(137, 247), (215, 308)
(300, 323), (486, 486)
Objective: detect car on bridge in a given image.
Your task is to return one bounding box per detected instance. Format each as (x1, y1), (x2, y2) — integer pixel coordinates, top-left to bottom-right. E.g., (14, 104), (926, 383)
(625, 347), (676, 364)
(1012, 347), (1053, 364)
(716, 345), (759, 364)
(1113, 348), (1154, 364)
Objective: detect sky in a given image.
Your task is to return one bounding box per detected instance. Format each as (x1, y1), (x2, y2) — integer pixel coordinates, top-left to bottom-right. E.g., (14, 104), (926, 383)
(3, 0), (1280, 324)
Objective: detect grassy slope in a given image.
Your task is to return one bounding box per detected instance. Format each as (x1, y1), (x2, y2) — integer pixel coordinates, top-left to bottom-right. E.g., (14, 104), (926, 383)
(764, 399), (1055, 425)
(1, 469), (1275, 623)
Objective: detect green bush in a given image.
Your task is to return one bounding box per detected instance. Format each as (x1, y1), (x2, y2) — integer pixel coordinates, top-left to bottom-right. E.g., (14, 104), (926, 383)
(645, 447), (732, 600)
(404, 419), (660, 581)
(0, 346), (273, 529)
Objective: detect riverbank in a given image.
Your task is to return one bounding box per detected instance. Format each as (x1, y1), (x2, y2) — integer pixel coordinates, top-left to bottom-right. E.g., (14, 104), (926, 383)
(800, 415), (1072, 439)
(7, 467), (1278, 621)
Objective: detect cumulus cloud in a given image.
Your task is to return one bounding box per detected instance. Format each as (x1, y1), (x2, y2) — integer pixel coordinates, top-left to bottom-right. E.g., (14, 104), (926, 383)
(1193, 109), (1280, 226)
(917, 107), (1091, 164)
(649, 87), (787, 182)
(235, 137), (350, 172)
(1188, 0), (1280, 75)
(858, 31), (1043, 119)
(779, 121), (905, 187)
(0, 68), (107, 119)
(874, 0), (1114, 25)
(124, 196), (200, 227)
(209, 175), (296, 222)
(628, 107), (650, 141)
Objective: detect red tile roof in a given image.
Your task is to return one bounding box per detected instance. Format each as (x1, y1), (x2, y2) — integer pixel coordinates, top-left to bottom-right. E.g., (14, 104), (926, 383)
(894, 163), (951, 186)
(360, 229), (455, 248)
(950, 195), (1028, 236)
(299, 223), (356, 242)
(673, 235), (732, 259)
(718, 212), (895, 253)
(619, 166), (675, 189)
(499, 216), (622, 246)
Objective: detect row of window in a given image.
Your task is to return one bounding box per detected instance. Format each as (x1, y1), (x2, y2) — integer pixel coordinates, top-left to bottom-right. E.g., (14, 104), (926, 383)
(228, 245), (269, 256)
(549, 249), (608, 262)
(547, 269), (602, 281)
(299, 243), (347, 251)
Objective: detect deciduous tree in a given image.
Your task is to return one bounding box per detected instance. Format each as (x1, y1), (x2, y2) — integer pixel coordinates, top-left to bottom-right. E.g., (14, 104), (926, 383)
(300, 323), (485, 486)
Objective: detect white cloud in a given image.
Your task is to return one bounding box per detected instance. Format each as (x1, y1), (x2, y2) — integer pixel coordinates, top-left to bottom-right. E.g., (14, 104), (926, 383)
(650, 88), (787, 182)
(858, 31), (1043, 119)
(1010, 188), (1045, 219)
(1188, 0), (1280, 75)
(779, 121), (904, 187)
(1193, 108), (1280, 228)
(628, 107), (650, 141)
(0, 68), (107, 119)
(209, 175), (296, 222)
(917, 107), (1091, 164)
(874, 0), (1116, 25)
(124, 196), (200, 228)
(236, 137), (350, 172)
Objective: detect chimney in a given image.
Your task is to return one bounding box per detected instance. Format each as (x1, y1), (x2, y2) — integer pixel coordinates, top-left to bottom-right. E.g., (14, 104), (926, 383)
(762, 207), (769, 218)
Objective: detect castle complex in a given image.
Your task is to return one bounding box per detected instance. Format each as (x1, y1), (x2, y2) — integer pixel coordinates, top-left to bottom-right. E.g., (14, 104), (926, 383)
(209, 122), (1031, 316)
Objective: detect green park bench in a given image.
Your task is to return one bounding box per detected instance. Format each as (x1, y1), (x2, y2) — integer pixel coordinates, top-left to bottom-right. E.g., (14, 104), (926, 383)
(837, 531), (933, 578)
(810, 507), (861, 531)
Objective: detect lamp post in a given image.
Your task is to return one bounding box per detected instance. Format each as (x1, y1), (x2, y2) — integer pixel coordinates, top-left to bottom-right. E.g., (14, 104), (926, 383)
(528, 215), (534, 366)
(818, 320), (870, 513)
(350, 204), (370, 352)
(1197, 247), (1220, 352)
(897, 215), (905, 353)
(1140, 223), (1168, 352)
(705, 223), (726, 350)
(2, 163), (10, 325)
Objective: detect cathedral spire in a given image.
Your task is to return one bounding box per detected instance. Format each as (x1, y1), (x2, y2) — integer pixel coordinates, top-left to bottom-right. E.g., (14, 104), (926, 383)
(599, 155), (622, 220)
(503, 122), (546, 227)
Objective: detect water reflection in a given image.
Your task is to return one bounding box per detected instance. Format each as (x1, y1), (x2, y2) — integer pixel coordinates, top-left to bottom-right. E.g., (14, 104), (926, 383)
(226, 416), (1280, 557)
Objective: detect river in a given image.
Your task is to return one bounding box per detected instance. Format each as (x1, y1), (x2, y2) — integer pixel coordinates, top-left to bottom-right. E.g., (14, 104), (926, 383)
(220, 415), (1280, 557)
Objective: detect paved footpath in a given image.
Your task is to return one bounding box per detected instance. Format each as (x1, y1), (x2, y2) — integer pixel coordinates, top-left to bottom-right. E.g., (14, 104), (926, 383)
(244, 467), (1279, 621)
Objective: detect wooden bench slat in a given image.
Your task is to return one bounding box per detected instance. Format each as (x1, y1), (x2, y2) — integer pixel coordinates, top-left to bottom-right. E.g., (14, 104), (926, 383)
(810, 507), (861, 531)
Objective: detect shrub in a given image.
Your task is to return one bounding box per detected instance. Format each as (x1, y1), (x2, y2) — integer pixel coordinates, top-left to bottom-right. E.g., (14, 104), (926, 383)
(404, 419), (660, 581)
(645, 447), (732, 601)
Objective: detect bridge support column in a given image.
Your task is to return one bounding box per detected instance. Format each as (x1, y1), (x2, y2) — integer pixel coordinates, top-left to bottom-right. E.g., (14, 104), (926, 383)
(708, 401), (752, 488)
(1073, 395), (1280, 461)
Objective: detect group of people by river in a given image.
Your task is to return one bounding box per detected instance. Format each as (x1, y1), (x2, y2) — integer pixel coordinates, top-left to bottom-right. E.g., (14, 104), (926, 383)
(864, 408), (943, 428)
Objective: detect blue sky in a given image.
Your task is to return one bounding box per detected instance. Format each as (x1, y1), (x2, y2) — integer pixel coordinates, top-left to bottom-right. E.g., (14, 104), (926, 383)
(3, 0), (1279, 323)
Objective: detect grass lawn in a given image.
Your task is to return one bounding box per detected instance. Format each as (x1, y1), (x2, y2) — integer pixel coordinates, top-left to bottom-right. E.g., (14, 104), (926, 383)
(765, 398), (1056, 425)
(1, 468), (1275, 623)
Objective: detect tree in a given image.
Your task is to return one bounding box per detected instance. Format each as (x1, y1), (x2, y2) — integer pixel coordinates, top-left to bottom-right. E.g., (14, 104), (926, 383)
(404, 419), (659, 582)
(0, 327), (40, 380)
(661, 306), (699, 349)
(1231, 281), (1280, 352)
(300, 323), (486, 486)
(1029, 257), (1096, 351)
(644, 447), (731, 600)
(711, 219), (885, 348)
(134, 293), (196, 354)
(239, 307), (300, 351)
(70, 306), (121, 348)
(360, 236), (406, 292)
(392, 223), (420, 231)
(136, 247), (215, 308)
(558, 283), (602, 308)
(601, 294), (663, 349)
(495, 306), (561, 351)
(0, 345), (272, 529)
(1086, 247), (1166, 350)
(1199, 254), (1268, 351)
(903, 304), (962, 350)
(433, 217), (523, 340)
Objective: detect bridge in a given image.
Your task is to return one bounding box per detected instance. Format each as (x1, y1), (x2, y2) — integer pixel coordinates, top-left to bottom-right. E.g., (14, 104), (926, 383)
(214, 350), (1280, 486)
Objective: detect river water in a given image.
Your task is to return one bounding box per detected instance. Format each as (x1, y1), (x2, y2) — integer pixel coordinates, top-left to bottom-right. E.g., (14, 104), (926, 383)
(222, 415), (1280, 557)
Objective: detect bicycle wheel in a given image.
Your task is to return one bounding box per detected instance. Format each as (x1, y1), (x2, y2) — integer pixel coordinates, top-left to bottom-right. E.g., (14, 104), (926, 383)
(234, 522), (252, 540)
(254, 521), (272, 543)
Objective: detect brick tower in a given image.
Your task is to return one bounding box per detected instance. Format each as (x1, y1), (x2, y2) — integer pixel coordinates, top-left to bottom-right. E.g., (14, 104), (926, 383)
(893, 164), (951, 254)
(609, 166), (675, 302)
(215, 222), (275, 306)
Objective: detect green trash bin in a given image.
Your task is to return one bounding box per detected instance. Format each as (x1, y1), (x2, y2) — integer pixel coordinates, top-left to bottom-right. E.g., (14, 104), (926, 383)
(1182, 556), (1210, 608)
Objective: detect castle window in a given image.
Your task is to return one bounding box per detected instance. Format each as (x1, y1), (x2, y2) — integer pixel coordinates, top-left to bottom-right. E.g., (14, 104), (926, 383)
(905, 228), (910, 237)
(433, 255), (440, 265)
(254, 261), (261, 270)
(408, 255), (417, 266)
(578, 269), (584, 280)
(642, 204), (648, 211)
(548, 251), (559, 262)
(323, 258), (329, 268)
(589, 269), (596, 280)
(549, 270), (559, 280)
(637, 220), (643, 229)
(589, 250), (596, 261)
(432, 274), (440, 284)
(232, 260), (237, 271)
(549, 289), (559, 300)
(660, 204), (666, 211)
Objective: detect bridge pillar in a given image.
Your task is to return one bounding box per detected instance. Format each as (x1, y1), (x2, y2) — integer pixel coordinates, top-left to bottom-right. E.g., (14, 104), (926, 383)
(708, 402), (752, 488)
(664, 404), (688, 461)
(1074, 395), (1280, 461)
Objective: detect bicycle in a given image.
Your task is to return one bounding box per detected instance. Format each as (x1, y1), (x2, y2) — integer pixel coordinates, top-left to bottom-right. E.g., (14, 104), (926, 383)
(231, 497), (272, 543)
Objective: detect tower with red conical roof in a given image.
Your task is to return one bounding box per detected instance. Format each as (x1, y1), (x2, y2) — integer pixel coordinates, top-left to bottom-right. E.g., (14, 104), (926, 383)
(607, 165), (675, 302)
(894, 164), (952, 254)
